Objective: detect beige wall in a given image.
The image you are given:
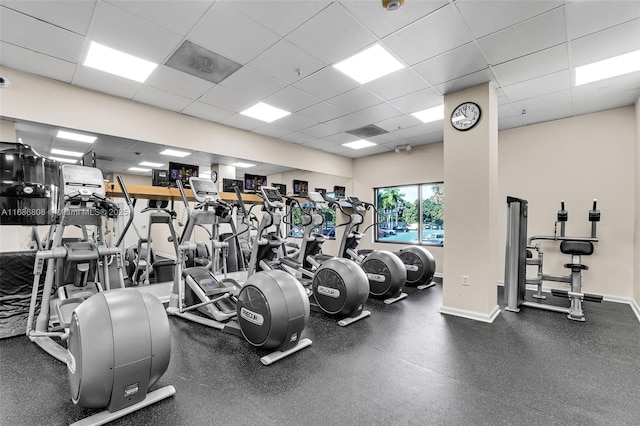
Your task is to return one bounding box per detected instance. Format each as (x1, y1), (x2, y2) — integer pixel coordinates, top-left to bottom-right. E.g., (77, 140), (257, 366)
(352, 143), (445, 273)
(0, 118), (16, 141)
(499, 107), (636, 300)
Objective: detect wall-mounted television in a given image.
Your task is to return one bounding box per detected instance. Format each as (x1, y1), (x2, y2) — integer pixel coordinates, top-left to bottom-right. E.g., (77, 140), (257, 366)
(272, 183), (287, 195)
(292, 179), (308, 196)
(152, 169), (171, 187)
(223, 178), (244, 193)
(169, 162), (199, 188)
(244, 173), (267, 192)
(333, 185), (346, 199)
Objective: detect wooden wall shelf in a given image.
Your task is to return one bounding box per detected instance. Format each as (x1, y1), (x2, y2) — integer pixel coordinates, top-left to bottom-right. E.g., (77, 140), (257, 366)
(105, 183), (263, 203)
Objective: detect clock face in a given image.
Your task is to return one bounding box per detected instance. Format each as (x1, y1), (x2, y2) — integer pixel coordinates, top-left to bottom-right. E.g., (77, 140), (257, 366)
(451, 102), (481, 131)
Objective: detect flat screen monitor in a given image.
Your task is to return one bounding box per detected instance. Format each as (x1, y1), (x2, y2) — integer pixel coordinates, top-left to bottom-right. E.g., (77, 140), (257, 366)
(333, 185), (346, 199)
(223, 178), (243, 193)
(292, 179), (308, 196)
(244, 173), (267, 192)
(152, 169), (171, 187)
(169, 162), (199, 188)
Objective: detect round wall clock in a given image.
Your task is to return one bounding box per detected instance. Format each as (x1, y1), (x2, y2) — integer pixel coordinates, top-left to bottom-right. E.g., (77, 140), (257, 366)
(451, 102), (481, 131)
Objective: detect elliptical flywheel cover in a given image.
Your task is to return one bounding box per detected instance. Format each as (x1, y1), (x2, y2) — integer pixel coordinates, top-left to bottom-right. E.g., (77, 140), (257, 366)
(237, 270), (309, 351)
(312, 257), (369, 316)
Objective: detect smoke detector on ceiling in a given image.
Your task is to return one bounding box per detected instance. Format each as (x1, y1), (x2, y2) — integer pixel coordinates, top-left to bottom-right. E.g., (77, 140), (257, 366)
(383, 0), (404, 11)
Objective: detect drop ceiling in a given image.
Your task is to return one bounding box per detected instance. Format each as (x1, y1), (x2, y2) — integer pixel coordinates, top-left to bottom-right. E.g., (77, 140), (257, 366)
(0, 0), (639, 169)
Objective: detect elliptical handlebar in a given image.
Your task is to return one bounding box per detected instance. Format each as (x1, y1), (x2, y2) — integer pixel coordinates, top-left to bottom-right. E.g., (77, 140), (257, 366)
(115, 175), (134, 248)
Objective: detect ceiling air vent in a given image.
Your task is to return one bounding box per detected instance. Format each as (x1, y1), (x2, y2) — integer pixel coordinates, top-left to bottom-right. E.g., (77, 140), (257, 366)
(346, 124), (388, 138)
(165, 40), (242, 84)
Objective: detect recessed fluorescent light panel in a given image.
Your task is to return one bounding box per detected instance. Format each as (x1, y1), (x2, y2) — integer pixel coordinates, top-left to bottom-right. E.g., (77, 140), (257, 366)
(240, 102), (290, 123)
(49, 156), (78, 164)
(84, 41), (157, 83)
(231, 162), (256, 168)
(128, 167), (151, 172)
(160, 149), (190, 158)
(333, 44), (405, 84)
(56, 130), (97, 143)
(575, 49), (640, 86)
(51, 148), (83, 158)
(342, 139), (377, 150)
(139, 162), (164, 168)
(412, 105), (444, 124)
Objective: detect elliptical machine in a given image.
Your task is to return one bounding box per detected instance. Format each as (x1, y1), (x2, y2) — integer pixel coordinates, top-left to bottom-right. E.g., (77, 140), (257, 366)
(166, 177), (312, 365)
(26, 165), (175, 424)
(331, 196), (408, 304)
(124, 199), (179, 286)
(504, 197), (603, 321)
(259, 189), (371, 327)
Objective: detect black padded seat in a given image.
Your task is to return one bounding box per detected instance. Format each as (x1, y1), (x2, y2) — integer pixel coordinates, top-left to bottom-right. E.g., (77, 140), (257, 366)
(560, 240), (594, 256)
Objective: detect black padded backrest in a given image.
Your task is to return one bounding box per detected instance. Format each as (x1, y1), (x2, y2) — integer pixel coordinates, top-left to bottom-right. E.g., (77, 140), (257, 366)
(560, 240), (594, 256)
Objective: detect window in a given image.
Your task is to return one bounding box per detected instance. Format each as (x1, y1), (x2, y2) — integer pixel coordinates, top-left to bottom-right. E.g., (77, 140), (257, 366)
(287, 198), (337, 240)
(375, 182), (444, 246)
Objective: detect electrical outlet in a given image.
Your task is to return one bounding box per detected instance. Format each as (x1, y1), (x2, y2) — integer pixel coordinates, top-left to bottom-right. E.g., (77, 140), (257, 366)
(462, 275), (469, 286)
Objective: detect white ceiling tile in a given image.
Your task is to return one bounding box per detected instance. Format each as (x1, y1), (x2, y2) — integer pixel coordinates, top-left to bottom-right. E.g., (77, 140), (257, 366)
(570, 19), (640, 67)
(512, 89), (572, 114)
(498, 102), (519, 118)
(572, 72), (640, 102)
(566, 1), (640, 40)
(0, 7), (85, 63)
(219, 66), (286, 100)
(327, 87), (383, 113)
(72, 66), (142, 99)
(293, 67), (359, 100)
(572, 88), (640, 117)
(341, 0), (447, 38)
(298, 102), (347, 123)
(188, 1), (279, 64)
(322, 144), (350, 155)
(323, 115), (370, 132)
(106, 0), (213, 36)
(414, 42), (488, 86)
(228, 0), (331, 37)
(90, 1), (183, 63)
(199, 85), (256, 112)
(491, 44), (569, 86)
(0, 42), (76, 83)
(300, 123), (340, 138)
(340, 144), (389, 158)
(303, 139), (340, 150)
(264, 87), (320, 113)
(1, 0), (96, 35)
(383, 4), (472, 65)
(502, 70), (570, 102)
(323, 132), (359, 145)
(353, 102), (404, 123)
(407, 131), (444, 146)
(280, 132), (317, 144)
(221, 113), (263, 131)
(478, 8), (567, 65)
(363, 68), (428, 101)
(248, 40), (325, 85)
(181, 101), (235, 123)
(522, 102), (573, 126)
(271, 113), (317, 132)
(134, 86), (193, 112)
(145, 65), (215, 100)
(253, 123), (291, 139)
(286, 2), (377, 64)
(456, 1), (563, 38)
(376, 114), (422, 133)
(388, 88), (443, 113)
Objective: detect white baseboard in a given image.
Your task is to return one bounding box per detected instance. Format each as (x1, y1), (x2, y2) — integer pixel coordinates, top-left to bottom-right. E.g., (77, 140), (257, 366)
(439, 304), (501, 323)
(629, 298), (640, 323)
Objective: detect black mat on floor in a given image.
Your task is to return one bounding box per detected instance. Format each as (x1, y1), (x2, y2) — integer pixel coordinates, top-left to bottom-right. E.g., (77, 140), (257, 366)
(1, 281), (639, 425)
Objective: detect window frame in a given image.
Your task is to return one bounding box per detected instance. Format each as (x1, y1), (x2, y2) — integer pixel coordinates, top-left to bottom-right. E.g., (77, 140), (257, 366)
(373, 182), (444, 246)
